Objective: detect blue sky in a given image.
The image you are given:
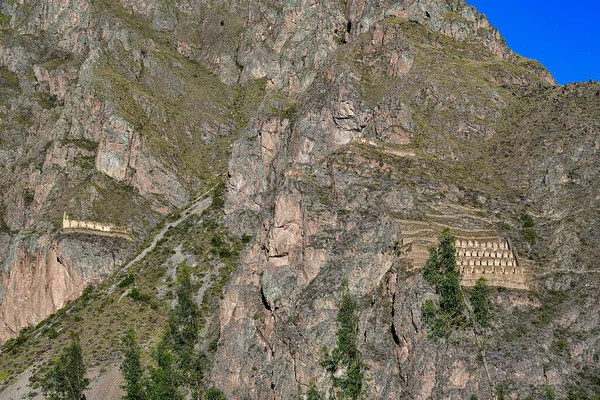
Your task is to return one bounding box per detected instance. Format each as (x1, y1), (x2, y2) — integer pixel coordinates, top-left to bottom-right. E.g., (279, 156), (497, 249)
(467, 0), (600, 84)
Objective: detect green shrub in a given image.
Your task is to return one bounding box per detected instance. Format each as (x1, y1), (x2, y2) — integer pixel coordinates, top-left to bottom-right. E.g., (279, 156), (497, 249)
(3, 326), (33, 353)
(520, 213), (535, 228)
(23, 190), (34, 207)
(320, 283), (367, 399)
(552, 336), (570, 357)
(520, 213), (536, 244)
(421, 228), (465, 338)
(210, 235), (224, 247)
(128, 288), (151, 303)
(306, 381), (324, 400)
(497, 384), (505, 400)
(204, 387), (227, 400)
(118, 274), (135, 288)
(0, 12), (11, 25)
(208, 338), (218, 353)
(241, 234), (252, 244)
(522, 228), (537, 244)
(210, 234), (235, 259)
(211, 183), (225, 210)
(81, 284), (95, 301)
(544, 385), (556, 400)
(47, 328), (60, 339)
(215, 247), (233, 259)
(470, 278), (492, 327)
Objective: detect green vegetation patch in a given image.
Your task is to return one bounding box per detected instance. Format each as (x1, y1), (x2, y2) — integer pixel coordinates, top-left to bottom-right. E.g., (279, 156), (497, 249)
(519, 212), (537, 245)
(61, 138), (99, 153)
(0, 66), (19, 89)
(0, 12), (11, 26)
(0, 182), (247, 392)
(118, 274), (135, 288)
(421, 229), (494, 339)
(320, 281), (368, 399)
(421, 228), (465, 338)
(470, 277), (493, 327)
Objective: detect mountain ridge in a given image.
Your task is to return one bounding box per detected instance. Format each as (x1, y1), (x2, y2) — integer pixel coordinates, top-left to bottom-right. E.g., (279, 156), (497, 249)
(0, 0), (598, 399)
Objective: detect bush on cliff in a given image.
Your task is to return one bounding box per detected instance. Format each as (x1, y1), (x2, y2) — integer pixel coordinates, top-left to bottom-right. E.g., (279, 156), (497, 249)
(41, 332), (89, 400)
(421, 228), (465, 338)
(470, 277), (492, 327)
(320, 281), (367, 399)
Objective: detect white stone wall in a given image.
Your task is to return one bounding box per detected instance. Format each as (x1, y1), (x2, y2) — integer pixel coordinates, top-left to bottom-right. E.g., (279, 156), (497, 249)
(62, 212), (130, 235)
(455, 238), (528, 289)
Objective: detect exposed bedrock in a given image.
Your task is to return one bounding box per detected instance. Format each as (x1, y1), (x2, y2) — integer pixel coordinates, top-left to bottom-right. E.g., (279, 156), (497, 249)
(0, 232), (133, 341)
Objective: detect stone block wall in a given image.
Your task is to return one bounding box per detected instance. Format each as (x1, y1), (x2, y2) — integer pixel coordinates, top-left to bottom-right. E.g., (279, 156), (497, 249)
(455, 238), (528, 290)
(62, 212), (132, 237)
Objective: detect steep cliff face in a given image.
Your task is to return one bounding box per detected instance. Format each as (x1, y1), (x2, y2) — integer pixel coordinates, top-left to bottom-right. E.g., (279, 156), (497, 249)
(0, 0), (548, 343)
(0, 0), (243, 338)
(0, 233), (133, 340)
(213, 2), (598, 399)
(0, 0), (598, 399)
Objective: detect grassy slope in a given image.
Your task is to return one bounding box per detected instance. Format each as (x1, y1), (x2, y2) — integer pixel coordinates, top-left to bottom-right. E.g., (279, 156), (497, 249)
(89, 0), (264, 194)
(0, 0), (264, 391)
(0, 184), (249, 391)
(1, 5), (598, 398)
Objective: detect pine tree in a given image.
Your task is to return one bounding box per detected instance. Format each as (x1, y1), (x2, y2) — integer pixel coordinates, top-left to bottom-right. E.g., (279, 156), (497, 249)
(168, 264), (200, 358)
(165, 264), (206, 396)
(42, 332), (89, 400)
(320, 281), (367, 399)
(146, 344), (184, 400)
(470, 277), (492, 327)
(421, 228), (465, 338)
(120, 328), (147, 400)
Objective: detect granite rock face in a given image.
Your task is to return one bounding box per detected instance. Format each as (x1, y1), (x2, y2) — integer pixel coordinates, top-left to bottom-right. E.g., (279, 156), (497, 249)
(0, 233), (133, 341)
(214, 2), (597, 399)
(0, 0), (598, 399)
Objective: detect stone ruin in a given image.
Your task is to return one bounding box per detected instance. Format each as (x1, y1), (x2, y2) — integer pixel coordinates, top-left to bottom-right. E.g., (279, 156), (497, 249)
(455, 237), (528, 290)
(398, 219), (530, 289)
(62, 212), (133, 239)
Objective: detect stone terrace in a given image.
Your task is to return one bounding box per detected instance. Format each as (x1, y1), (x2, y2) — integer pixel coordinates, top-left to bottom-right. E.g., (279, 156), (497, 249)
(62, 212), (133, 240)
(455, 237), (527, 290)
(398, 219), (529, 290)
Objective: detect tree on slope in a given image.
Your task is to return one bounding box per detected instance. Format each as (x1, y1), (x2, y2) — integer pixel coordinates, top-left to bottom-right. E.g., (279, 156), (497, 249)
(421, 228), (465, 338)
(146, 343), (184, 400)
(42, 332), (89, 400)
(320, 281), (367, 399)
(121, 328), (148, 400)
(470, 277), (492, 328)
(164, 264), (211, 398)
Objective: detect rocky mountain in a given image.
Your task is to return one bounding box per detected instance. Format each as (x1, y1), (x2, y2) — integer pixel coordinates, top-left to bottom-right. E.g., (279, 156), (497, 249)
(0, 0), (598, 399)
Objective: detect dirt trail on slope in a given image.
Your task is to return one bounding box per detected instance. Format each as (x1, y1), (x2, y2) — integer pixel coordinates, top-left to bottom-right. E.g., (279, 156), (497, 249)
(122, 186), (217, 272)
